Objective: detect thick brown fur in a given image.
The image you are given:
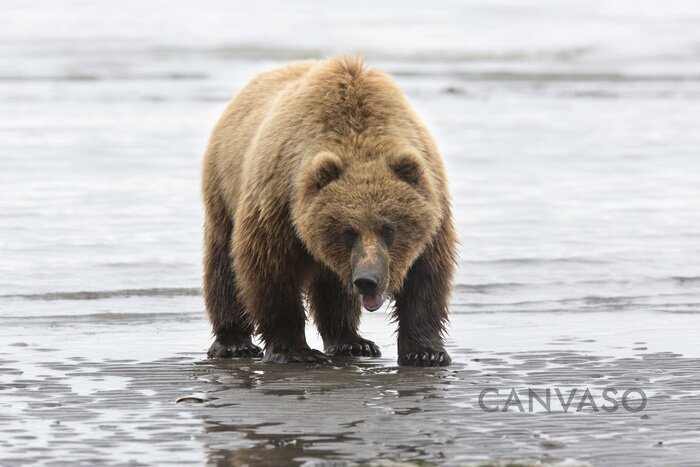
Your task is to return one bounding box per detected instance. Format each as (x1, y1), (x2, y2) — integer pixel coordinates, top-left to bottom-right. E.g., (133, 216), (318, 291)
(202, 57), (457, 366)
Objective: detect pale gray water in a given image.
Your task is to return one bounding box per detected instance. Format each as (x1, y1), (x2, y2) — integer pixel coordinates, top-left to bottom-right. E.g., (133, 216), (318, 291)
(1, 1), (700, 465)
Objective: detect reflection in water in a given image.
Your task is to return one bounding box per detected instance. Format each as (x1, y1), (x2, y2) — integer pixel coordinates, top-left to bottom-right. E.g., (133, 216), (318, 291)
(175, 349), (700, 465)
(192, 359), (458, 466)
(204, 422), (357, 467)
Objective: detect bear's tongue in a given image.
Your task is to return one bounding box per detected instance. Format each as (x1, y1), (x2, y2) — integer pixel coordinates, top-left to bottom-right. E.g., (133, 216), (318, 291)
(361, 293), (385, 312)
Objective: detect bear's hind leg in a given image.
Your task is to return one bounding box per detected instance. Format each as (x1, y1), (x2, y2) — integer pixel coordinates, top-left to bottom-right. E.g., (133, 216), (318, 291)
(309, 267), (381, 357)
(203, 195), (262, 359)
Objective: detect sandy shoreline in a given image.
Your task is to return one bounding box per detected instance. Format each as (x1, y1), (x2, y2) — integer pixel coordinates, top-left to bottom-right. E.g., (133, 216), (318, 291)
(2, 309), (700, 465)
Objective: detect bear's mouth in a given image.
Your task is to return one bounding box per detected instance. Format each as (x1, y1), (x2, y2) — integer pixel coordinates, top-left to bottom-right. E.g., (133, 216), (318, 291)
(361, 293), (385, 312)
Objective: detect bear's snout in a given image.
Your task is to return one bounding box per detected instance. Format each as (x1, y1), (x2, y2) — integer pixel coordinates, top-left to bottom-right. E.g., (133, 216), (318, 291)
(353, 272), (378, 293)
(351, 236), (389, 311)
(354, 270), (385, 311)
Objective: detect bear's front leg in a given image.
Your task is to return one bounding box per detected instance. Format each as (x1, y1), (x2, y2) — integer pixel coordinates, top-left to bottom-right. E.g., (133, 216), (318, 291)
(233, 210), (328, 364)
(393, 221), (456, 367)
(309, 267), (381, 357)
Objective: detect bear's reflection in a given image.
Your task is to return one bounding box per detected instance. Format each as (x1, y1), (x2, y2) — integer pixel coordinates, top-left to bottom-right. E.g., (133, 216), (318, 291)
(203, 421), (354, 467)
(191, 359), (458, 465)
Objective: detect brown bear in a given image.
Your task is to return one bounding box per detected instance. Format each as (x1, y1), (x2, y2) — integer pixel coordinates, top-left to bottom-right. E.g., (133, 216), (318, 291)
(202, 57), (456, 366)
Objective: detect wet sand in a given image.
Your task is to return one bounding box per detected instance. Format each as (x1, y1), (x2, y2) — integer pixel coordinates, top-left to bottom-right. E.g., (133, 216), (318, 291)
(3, 310), (700, 466)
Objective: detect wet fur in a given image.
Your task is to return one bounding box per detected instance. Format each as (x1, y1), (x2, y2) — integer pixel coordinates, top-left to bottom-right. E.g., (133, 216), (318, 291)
(202, 57), (457, 365)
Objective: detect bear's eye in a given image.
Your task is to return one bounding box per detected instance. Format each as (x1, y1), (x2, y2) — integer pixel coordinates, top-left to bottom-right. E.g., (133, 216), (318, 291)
(341, 228), (357, 250)
(381, 224), (396, 247)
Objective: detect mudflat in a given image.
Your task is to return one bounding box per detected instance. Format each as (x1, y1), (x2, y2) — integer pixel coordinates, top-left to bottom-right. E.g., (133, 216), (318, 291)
(2, 310), (700, 465)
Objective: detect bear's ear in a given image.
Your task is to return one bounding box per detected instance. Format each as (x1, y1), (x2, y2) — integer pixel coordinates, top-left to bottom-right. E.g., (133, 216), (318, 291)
(388, 151), (424, 185)
(309, 151), (343, 191)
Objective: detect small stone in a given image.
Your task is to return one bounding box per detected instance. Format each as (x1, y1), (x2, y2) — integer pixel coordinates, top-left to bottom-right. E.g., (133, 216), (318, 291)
(540, 439), (567, 450)
(176, 393), (209, 403)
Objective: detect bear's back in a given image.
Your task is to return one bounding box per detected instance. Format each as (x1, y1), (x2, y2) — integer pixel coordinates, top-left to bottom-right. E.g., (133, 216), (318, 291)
(205, 57), (444, 218)
(203, 60), (317, 211)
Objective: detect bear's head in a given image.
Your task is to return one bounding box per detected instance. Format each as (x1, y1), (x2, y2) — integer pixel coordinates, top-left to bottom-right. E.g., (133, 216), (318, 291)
(294, 148), (442, 311)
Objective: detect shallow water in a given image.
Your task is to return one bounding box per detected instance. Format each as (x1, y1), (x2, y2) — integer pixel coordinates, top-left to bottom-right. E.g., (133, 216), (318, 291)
(1, 1), (700, 465)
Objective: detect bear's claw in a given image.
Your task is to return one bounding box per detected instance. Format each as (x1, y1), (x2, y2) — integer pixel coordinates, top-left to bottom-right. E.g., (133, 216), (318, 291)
(325, 339), (381, 357)
(208, 340), (263, 359)
(262, 347), (330, 364)
(398, 350), (451, 367)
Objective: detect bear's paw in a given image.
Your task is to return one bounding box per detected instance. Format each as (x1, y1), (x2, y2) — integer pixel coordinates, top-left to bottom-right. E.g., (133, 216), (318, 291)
(208, 340), (264, 359)
(262, 347), (329, 364)
(398, 350), (451, 367)
(325, 338), (381, 357)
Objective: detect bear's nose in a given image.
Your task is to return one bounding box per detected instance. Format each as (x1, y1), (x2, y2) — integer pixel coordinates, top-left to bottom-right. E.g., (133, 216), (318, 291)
(353, 273), (379, 292)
